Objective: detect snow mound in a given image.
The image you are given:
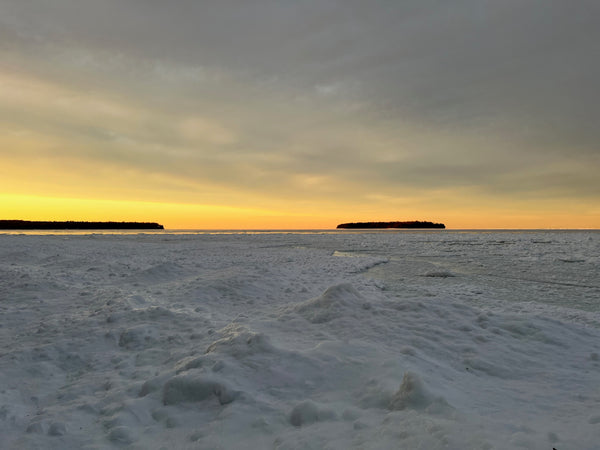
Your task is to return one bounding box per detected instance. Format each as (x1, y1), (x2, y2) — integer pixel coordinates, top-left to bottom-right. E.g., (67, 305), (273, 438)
(129, 262), (186, 283)
(174, 355), (209, 374)
(292, 284), (371, 323)
(108, 426), (138, 445)
(289, 400), (336, 427)
(47, 422), (67, 436)
(118, 324), (159, 349)
(588, 414), (600, 424)
(162, 374), (238, 405)
(389, 372), (452, 414)
(125, 294), (147, 308)
(205, 324), (275, 357)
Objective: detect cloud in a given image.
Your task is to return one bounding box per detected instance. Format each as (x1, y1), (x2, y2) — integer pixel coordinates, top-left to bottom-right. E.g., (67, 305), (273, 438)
(179, 117), (237, 146)
(0, 0), (598, 224)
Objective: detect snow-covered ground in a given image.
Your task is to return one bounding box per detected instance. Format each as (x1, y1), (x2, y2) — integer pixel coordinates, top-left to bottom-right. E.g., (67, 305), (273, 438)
(1, 230), (599, 449)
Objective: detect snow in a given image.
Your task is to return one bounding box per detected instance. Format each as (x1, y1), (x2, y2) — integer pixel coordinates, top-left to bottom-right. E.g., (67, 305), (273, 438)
(1, 230), (599, 449)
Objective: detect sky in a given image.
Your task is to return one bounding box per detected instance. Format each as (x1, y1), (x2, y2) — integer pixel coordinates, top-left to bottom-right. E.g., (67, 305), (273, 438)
(1, 0), (599, 229)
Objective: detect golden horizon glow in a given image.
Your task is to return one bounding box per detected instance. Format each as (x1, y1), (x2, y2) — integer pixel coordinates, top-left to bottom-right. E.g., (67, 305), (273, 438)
(2, 194), (598, 230)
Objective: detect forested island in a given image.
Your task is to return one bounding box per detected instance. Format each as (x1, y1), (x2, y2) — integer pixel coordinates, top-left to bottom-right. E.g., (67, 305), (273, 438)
(337, 221), (445, 229)
(0, 220), (164, 230)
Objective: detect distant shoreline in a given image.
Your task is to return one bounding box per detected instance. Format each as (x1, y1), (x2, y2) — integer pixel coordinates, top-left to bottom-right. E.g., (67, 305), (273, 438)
(337, 221), (445, 229)
(0, 220), (164, 230)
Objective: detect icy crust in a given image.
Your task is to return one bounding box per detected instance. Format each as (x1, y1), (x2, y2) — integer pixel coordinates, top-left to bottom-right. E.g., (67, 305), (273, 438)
(0, 232), (599, 449)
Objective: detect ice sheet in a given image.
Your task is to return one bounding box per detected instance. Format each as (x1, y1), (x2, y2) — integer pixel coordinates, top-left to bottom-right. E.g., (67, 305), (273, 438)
(1, 231), (599, 449)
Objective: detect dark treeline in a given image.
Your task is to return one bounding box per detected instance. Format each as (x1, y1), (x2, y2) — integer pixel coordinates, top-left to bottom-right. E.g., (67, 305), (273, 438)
(0, 220), (164, 230)
(337, 221), (445, 229)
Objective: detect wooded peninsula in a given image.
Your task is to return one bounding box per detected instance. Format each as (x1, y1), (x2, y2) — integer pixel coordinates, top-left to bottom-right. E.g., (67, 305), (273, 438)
(0, 220), (164, 230)
(337, 221), (445, 229)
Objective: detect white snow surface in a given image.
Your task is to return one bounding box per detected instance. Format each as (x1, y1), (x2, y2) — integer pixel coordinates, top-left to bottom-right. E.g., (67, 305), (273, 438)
(1, 230), (599, 449)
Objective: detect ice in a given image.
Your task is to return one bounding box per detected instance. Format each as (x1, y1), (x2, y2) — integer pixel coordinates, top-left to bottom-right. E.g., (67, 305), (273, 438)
(388, 372), (452, 414)
(0, 231), (599, 449)
(422, 270), (456, 278)
(162, 374), (238, 406)
(290, 283), (371, 323)
(289, 400), (336, 427)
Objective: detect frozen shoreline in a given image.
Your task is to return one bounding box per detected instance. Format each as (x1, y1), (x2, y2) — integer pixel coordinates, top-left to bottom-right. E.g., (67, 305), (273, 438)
(1, 232), (599, 449)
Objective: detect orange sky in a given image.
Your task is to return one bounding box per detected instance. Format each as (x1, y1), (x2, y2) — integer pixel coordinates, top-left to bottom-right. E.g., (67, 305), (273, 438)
(2, 193), (597, 230)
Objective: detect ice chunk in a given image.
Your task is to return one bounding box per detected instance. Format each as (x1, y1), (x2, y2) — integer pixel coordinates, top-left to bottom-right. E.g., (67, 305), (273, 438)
(389, 372), (451, 414)
(118, 324), (159, 349)
(25, 421), (45, 434)
(422, 270), (456, 278)
(162, 375), (238, 405)
(588, 414), (600, 424)
(289, 400), (336, 427)
(205, 325), (275, 358)
(108, 426), (138, 444)
(47, 422), (66, 436)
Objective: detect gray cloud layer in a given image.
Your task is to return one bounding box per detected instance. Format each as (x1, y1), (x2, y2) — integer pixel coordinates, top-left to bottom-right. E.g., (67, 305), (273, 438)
(2, 0), (599, 209)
